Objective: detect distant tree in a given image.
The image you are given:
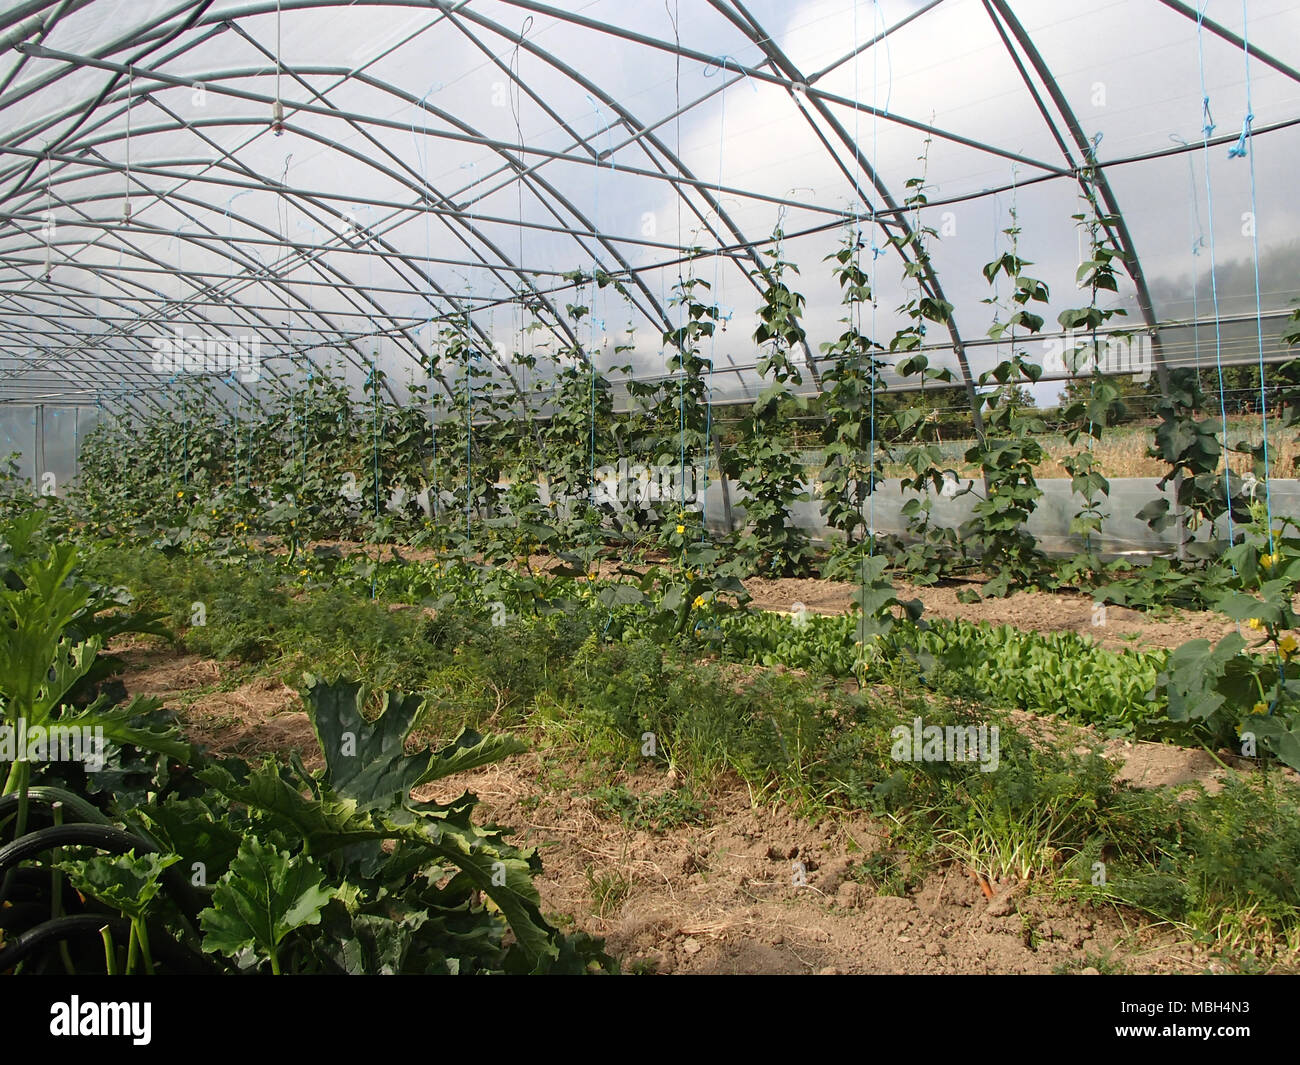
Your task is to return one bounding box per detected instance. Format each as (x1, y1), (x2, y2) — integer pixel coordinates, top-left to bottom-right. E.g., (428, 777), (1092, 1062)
(1057, 373), (1146, 425)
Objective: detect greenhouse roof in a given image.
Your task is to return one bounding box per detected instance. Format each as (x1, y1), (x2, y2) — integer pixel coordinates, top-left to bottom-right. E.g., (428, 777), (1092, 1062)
(0, 0), (1298, 415)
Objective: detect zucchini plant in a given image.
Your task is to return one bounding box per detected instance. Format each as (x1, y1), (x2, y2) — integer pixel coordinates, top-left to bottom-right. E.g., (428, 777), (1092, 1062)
(1159, 501), (1300, 770)
(0, 514), (613, 974)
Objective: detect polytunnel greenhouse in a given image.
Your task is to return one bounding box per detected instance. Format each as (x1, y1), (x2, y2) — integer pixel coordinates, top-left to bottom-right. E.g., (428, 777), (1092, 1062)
(1, 0), (1299, 990)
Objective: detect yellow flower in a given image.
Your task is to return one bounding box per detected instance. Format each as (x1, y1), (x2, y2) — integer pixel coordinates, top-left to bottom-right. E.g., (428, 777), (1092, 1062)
(1248, 617), (1266, 632)
(298, 569), (308, 576)
(1252, 701), (1268, 715)
(693, 595), (706, 609)
(1261, 552), (1279, 569)
(176, 491), (184, 498)
(1280, 634), (1298, 659)
(675, 524), (685, 535)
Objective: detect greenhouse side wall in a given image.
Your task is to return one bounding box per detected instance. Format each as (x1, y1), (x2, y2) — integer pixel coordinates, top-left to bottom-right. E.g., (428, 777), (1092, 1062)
(696, 477), (1300, 557)
(0, 405), (99, 494)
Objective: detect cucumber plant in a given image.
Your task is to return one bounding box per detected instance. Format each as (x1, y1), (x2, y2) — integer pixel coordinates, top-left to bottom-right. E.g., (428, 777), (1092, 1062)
(959, 204), (1049, 598)
(721, 229), (814, 575)
(1055, 166), (1130, 586)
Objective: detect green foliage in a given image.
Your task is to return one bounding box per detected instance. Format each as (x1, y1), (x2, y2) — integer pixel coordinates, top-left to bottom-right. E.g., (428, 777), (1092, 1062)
(1156, 504), (1300, 771)
(1054, 170), (1131, 584)
(959, 205), (1049, 597)
(13, 508), (1300, 963)
(1095, 555), (1222, 612)
(720, 231), (814, 575)
(1139, 367), (1252, 558)
(589, 784), (707, 832)
(881, 149), (968, 588)
(200, 838), (336, 974)
(0, 527), (613, 975)
(818, 228), (888, 550)
(719, 609), (1167, 735)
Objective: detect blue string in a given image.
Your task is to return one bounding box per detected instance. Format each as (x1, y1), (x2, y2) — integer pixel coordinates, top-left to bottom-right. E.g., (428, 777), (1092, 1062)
(1194, 2), (1236, 553)
(1170, 135), (1206, 372)
(1228, 112), (1252, 158)
(1234, 1), (1275, 554)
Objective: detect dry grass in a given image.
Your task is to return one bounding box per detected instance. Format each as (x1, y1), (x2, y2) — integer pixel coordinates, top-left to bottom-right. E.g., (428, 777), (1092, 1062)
(878, 420), (1299, 480)
(1038, 421), (1300, 480)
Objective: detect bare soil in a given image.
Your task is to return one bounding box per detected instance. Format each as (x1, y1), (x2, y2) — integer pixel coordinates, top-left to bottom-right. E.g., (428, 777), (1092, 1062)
(115, 644), (319, 767)
(742, 576), (1235, 652)
(412, 754), (1216, 975)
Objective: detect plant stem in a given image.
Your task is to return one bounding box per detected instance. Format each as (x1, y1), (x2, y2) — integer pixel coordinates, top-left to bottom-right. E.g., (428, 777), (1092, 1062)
(101, 924), (118, 975)
(134, 916), (156, 975)
(49, 801), (77, 974)
(125, 918), (139, 975)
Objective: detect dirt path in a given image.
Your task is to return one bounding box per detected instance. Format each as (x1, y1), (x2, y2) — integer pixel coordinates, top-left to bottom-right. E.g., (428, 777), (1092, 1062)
(741, 576), (1236, 652)
(298, 539), (1229, 651)
(416, 755), (1209, 975)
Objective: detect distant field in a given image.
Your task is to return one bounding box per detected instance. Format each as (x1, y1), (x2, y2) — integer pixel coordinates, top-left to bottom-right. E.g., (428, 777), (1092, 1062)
(794, 420), (1300, 480)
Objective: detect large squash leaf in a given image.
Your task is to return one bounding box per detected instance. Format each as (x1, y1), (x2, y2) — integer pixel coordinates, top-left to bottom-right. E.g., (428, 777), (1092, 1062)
(200, 836), (336, 971)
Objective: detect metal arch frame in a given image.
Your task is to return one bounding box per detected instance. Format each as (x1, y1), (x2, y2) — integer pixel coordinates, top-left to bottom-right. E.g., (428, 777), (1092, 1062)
(0, 37), (784, 405)
(0, 1), (1048, 408)
(0, 133), (532, 408)
(97, 0), (1073, 374)
(1, 0), (218, 204)
(0, 0), (1295, 420)
(1, 60), (616, 396)
(0, 162), (376, 412)
(0, 5), (335, 408)
(0, 6), (541, 406)
(0, 47), (829, 402)
(980, 0), (1173, 396)
(698, 0), (988, 439)
(475, 0), (1063, 395)
(5, 6), (773, 354)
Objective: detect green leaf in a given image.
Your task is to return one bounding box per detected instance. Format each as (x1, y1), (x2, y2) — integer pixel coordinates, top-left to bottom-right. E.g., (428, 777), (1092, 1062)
(200, 836), (336, 968)
(60, 851), (181, 922)
(304, 676), (523, 807)
(598, 583), (646, 608)
(1248, 715), (1300, 772)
